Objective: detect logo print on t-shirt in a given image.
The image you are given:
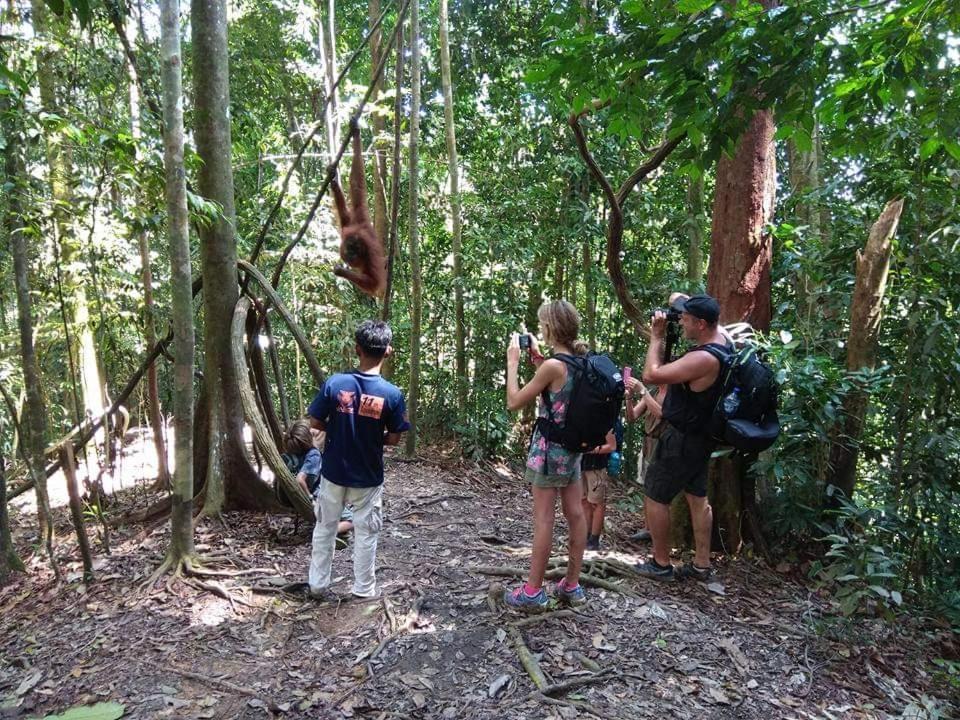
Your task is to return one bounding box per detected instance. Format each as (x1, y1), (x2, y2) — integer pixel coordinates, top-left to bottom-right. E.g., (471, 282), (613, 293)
(337, 390), (356, 414)
(359, 394), (385, 419)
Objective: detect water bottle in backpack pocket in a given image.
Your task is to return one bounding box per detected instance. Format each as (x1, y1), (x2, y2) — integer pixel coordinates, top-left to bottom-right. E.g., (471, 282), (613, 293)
(703, 345), (780, 453)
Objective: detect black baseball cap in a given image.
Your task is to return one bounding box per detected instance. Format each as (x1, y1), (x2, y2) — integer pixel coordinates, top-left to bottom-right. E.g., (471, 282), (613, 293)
(676, 294), (720, 324)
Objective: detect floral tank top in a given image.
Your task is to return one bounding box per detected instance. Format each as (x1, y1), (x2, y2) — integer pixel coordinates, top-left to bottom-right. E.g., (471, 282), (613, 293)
(525, 366), (582, 477)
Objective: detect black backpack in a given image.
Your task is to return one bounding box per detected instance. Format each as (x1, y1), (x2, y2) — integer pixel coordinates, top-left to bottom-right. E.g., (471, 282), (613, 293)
(701, 343), (780, 453)
(536, 353), (625, 453)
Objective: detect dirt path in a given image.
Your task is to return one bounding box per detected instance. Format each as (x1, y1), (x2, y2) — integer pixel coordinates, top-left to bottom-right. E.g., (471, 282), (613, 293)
(0, 452), (954, 719)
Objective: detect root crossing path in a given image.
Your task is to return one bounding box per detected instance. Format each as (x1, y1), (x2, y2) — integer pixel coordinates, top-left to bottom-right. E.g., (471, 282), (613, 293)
(0, 452), (952, 719)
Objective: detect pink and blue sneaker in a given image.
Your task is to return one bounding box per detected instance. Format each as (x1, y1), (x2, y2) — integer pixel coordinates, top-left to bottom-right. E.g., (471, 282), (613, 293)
(504, 584), (549, 613)
(554, 578), (587, 607)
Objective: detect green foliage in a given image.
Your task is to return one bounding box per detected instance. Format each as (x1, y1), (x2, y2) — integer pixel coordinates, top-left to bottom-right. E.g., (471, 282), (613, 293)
(29, 702), (125, 720)
(809, 491), (905, 617)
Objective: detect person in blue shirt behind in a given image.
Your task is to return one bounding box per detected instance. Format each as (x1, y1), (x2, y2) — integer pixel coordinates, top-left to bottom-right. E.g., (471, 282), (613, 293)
(306, 320), (410, 600)
(283, 420), (354, 546)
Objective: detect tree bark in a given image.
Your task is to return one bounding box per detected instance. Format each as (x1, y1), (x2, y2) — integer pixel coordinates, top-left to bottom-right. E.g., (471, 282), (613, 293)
(381, 23), (404, 322)
(369, 0), (389, 247)
(685, 175), (704, 285)
(61, 443), (95, 583)
(705, 89), (777, 554)
(192, 0), (275, 514)
(828, 199), (904, 499)
(787, 123), (825, 323)
(319, 0), (339, 162)
(159, 0), (196, 560)
(127, 11), (171, 489)
(439, 0), (466, 406)
(706, 109), (777, 331)
(3, 66), (54, 553)
(404, 1), (422, 456)
(0, 425), (25, 585)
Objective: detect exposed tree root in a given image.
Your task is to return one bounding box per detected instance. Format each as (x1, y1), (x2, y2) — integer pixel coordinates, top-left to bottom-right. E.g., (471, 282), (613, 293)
(510, 608), (577, 629)
(367, 595), (425, 664)
(472, 565), (640, 597)
(534, 691), (623, 720)
(508, 624), (549, 690)
(537, 670), (617, 697)
(141, 659), (284, 714)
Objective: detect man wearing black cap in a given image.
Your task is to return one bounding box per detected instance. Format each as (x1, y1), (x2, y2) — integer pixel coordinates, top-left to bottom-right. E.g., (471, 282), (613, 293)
(631, 294), (730, 582)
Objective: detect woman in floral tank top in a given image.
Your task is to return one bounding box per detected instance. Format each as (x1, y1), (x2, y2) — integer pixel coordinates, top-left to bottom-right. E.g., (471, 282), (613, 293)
(503, 300), (588, 612)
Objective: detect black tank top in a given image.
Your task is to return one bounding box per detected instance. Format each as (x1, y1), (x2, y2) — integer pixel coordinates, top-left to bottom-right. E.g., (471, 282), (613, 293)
(661, 342), (731, 435)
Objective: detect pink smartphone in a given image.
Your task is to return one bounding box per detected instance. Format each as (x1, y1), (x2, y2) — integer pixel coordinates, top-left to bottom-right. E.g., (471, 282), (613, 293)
(623, 366), (632, 383)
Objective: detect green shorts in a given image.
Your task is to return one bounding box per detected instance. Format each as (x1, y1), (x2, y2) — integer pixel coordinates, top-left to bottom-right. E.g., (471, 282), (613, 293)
(524, 467), (581, 489)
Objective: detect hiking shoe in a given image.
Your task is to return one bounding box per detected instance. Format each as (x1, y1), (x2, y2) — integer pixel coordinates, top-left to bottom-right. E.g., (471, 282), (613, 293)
(554, 580), (587, 607)
(633, 559), (675, 582)
(629, 529), (652, 542)
(586, 535), (601, 551)
(677, 562), (713, 581)
(504, 585), (549, 613)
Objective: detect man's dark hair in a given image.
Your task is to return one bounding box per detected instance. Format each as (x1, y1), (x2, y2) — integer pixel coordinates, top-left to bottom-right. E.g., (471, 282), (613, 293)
(355, 320), (392, 359)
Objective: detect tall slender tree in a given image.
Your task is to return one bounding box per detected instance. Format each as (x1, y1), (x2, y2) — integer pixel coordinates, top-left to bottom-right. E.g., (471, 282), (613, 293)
(191, 0), (276, 513)
(161, 0), (196, 562)
(369, 0), (389, 246)
(405, 1), (422, 456)
(438, 0), (465, 406)
(126, 9), (170, 489)
(31, 0), (106, 478)
(3, 30), (54, 554)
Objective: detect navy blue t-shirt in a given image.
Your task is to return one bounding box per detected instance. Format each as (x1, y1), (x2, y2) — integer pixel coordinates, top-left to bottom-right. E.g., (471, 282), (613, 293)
(307, 371), (410, 488)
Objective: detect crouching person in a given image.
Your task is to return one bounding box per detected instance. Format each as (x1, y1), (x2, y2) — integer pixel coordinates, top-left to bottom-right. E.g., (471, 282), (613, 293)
(307, 320), (410, 600)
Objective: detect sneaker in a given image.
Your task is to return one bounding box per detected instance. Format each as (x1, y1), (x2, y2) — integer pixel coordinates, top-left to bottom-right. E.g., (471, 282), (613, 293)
(504, 585), (549, 613)
(554, 580), (587, 607)
(633, 559), (675, 582)
(586, 535), (601, 551)
(629, 529), (652, 542)
(677, 562), (713, 581)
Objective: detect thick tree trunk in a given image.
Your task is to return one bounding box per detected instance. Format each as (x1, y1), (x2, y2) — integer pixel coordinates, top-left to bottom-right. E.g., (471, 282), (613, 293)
(192, 0), (274, 514)
(706, 104), (777, 553)
(706, 110), (776, 330)
(127, 14), (171, 489)
(404, 1), (422, 457)
(828, 199), (904, 499)
(32, 0), (106, 480)
(160, 0), (196, 559)
(439, 0), (466, 406)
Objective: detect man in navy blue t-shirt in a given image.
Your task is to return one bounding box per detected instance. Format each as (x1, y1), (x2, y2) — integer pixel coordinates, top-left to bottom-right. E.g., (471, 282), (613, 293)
(307, 320), (410, 599)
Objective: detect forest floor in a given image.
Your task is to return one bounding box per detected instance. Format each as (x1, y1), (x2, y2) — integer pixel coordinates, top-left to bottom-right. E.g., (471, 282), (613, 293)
(1, 434), (957, 720)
